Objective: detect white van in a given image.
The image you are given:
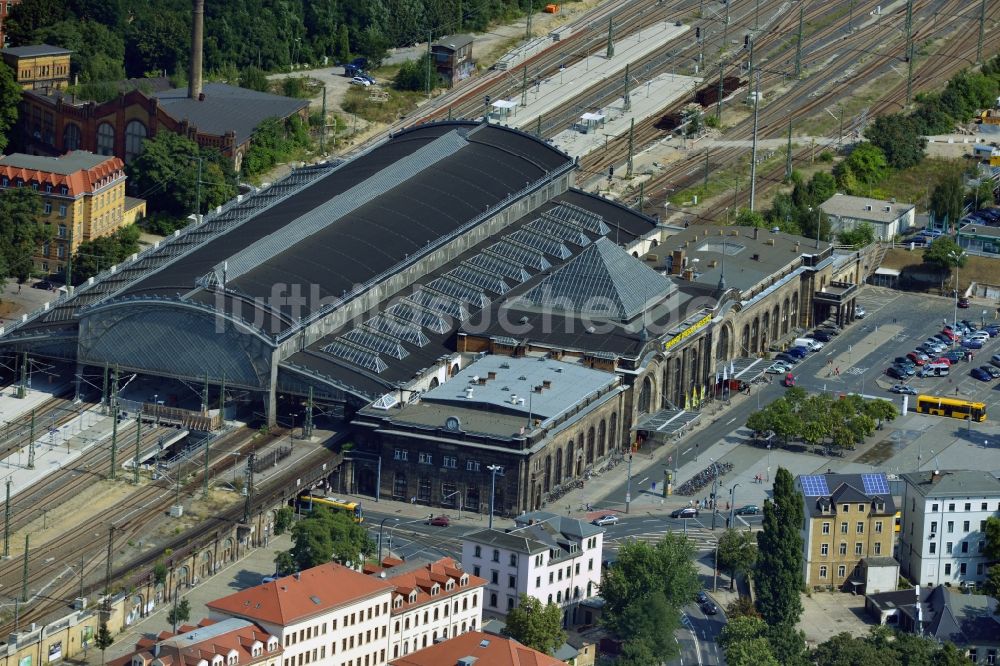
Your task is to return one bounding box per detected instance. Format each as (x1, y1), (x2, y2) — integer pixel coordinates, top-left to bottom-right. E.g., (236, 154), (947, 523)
(919, 362), (950, 377)
(795, 337), (823, 351)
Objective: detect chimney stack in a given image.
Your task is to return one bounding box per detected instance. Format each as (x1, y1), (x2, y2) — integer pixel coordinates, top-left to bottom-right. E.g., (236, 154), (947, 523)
(189, 0), (205, 100)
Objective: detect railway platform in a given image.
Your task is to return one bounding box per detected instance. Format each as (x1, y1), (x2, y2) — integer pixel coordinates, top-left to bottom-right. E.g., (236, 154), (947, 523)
(0, 385), (70, 424)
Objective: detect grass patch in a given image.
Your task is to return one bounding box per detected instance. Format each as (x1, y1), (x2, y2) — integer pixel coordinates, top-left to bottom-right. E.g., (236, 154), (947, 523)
(342, 86), (425, 124)
(669, 148), (789, 208)
(874, 157), (966, 211)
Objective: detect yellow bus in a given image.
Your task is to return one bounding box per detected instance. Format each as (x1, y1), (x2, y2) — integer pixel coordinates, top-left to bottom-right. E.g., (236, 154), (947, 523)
(296, 494), (364, 523)
(915, 395), (986, 422)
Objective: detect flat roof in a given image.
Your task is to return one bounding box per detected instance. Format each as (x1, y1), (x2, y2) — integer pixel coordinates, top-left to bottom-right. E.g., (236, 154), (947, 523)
(958, 223), (1000, 238)
(900, 470), (1000, 497)
(1, 44), (71, 57)
(0, 151), (113, 175)
(820, 194), (915, 224)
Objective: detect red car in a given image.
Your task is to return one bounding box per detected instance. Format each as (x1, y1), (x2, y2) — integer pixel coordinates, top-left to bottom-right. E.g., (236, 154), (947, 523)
(428, 515), (451, 527)
(906, 352), (927, 366)
(940, 329), (959, 341)
(932, 357), (953, 366)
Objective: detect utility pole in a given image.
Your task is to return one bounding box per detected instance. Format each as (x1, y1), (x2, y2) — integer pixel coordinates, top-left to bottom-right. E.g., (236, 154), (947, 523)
(905, 0), (915, 104)
(626, 118), (635, 177)
(838, 104), (845, 147)
(977, 0), (986, 64)
(716, 61), (724, 122)
(525, 0), (532, 39)
(17, 352), (27, 399)
(754, 0), (760, 30)
(304, 386), (314, 439)
(704, 151), (710, 188)
(606, 16), (614, 59)
(219, 373), (226, 420)
(201, 372), (209, 413)
(623, 62), (631, 111)
(319, 85), (327, 153)
(520, 66), (528, 108)
(3, 478), (10, 558)
(133, 410), (142, 484)
(749, 72), (761, 212)
(794, 5), (804, 78)
(194, 156), (202, 219)
(101, 365), (109, 411)
(625, 453), (633, 513)
(110, 367), (118, 480)
(104, 525), (115, 600)
(746, 32), (755, 82)
(785, 117), (794, 180)
(242, 453), (256, 524)
(21, 534), (29, 602)
(536, 115), (542, 137)
(723, 1), (730, 47)
(27, 410), (35, 470)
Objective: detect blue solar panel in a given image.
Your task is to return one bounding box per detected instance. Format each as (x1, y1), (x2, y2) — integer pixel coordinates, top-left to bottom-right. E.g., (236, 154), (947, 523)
(861, 473), (889, 496)
(800, 475), (830, 497)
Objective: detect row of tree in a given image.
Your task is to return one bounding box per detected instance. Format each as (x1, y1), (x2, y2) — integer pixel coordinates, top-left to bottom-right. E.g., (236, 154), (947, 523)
(5, 0), (564, 81)
(746, 388), (897, 451)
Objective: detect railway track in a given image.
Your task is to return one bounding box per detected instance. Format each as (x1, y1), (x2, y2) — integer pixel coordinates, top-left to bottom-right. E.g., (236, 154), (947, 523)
(0, 395), (82, 462)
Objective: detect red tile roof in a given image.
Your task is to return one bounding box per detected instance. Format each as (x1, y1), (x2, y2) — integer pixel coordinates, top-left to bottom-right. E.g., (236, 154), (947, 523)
(108, 618), (280, 666)
(368, 557), (486, 615)
(207, 562), (394, 626)
(388, 631), (563, 666)
(0, 151), (124, 197)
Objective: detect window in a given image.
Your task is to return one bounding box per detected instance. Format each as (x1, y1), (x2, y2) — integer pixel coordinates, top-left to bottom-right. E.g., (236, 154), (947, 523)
(839, 543), (847, 555)
(418, 452), (433, 465)
(947, 521), (954, 533)
(820, 544), (829, 556)
(474, 545), (481, 558)
(443, 456), (457, 469)
(856, 522), (864, 534)
(44, 201), (51, 214)
(840, 522), (848, 534)
(874, 542), (882, 555)
(393, 449), (408, 461)
(819, 565), (828, 579)
(472, 566), (480, 577)
(964, 503), (971, 511)
(931, 503), (938, 512)
(963, 521), (970, 532)
(489, 592), (497, 607)
(980, 541), (986, 553)
(466, 460), (480, 472)
(855, 542), (863, 555)
(535, 576), (541, 588)
(959, 562), (967, 575)
(978, 563), (985, 576)
(930, 521), (938, 533)
(492, 549), (499, 562)
(490, 570), (498, 585)
(508, 575), (516, 589)
(983, 503), (989, 511)
(842, 504), (849, 513)
(961, 542), (968, 553)
(946, 542), (953, 554)
(857, 503), (865, 512)
(548, 572), (553, 584)
(822, 522), (830, 535)
(58, 204), (67, 217)
(96, 122), (114, 155)
(874, 521), (883, 534)
(124, 120), (147, 163)
(837, 565), (846, 578)
(948, 503), (955, 512)
(929, 542), (936, 554)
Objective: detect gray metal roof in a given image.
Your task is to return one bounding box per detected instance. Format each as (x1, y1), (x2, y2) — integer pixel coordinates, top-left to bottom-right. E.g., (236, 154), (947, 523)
(820, 194), (915, 225)
(514, 511), (603, 538)
(464, 529), (548, 554)
(152, 82), (309, 144)
(900, 470), (1000, 498)
(1, 44), (71, 57)
(0, 150), (113, 175)
(433, 34), (474, 50)
(958, 223), (1000, 238)
(421, 355), (617, 422)
(517, 238), (674, 320)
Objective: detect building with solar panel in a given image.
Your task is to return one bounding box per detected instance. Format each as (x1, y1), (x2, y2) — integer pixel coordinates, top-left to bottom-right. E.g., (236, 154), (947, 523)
(898, 470), (1000, 588)
(798, 472), (897, 591)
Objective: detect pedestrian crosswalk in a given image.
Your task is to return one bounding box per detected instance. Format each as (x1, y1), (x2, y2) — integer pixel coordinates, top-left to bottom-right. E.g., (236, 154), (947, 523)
(606, 527), (719, 551)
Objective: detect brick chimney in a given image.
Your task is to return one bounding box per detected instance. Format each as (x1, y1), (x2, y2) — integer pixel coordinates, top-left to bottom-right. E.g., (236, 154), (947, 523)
(188, 0), (204, 100)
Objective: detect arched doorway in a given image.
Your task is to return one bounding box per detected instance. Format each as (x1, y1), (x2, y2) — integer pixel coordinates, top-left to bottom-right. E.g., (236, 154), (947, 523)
(716, 326), (730, 361)
(566, 441), (574, 479)
(357, 468), (377, 496)
(781, 297), (790, 334)
(791, 292), (799, 328)
(741, 324), (750, 354)
(543, 455), (552, 492)
(429, 377), (439, 389)
(771, 304), (780, 340)
(598, 420), (607, 458)
(761, 312), (770, 350)
(637, 376), (653, 414)
(751, 317), (760, 352)
(198, 550), (213, 579)
(609, 413), (618, 452)
(554, 449), (563, 486)
(586, 427), (595, 464)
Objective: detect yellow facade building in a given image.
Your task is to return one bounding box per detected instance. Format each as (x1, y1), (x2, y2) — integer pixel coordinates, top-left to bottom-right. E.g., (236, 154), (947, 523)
(0, 151), (145, 276)
(0, 43), (71, 92)
(798, 472), (897, 590)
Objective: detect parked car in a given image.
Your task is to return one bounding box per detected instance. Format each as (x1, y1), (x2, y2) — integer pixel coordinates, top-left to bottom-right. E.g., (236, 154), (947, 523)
(931, 357), (952, 366)
(696, 590), (709, 604)
(969, 331), (991, 342)
(810, 330), (832, 342)
(700, 600), (719, 615)
(427, 515), (451, 527)
(592, 514), (620, 526)
(984, 326), (1000, 337)
(984, 365), (1000, 379)
(671, 507), (699, 519)
(991, 354), (1000, 368)
(962, 338), (984, 349)
(775, 353), (800, 365)
(886, 366), (907, 380)
(350, 76), (371, 86)
(32, 280), (53, 290)
(889, 384), (917, 395)
(734, 504), (760, 515)
(958, 297), (971, 308)
(940, 329), (960, 341)
(854, 305), (867, 319)
(766, 362), (789, 374)
(893, 357), (915, 367)
(944, 350), (966, 362)
(971, 367), (992, 381)
(906, 352), (928, 365)
(787, 347), (809, 359)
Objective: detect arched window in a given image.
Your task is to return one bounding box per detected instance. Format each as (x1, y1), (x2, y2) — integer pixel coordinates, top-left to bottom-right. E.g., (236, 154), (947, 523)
(717, 325), (730, 361)
(597, 420), (606, 458)
(609, 413), (618, 453)
(585, 427), (595, 464)
(96, 123), (115, 156)
(565, 441), (574, 479)
(543, 454), (551, 493)
(637, 375), (652, 414)
(124, 120), (147, 162)
(554, 448), (563, 486)
(63, 123), (81, 151)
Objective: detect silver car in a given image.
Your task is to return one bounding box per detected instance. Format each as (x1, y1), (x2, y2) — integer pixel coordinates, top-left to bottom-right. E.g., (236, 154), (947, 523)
(592, 514), (619, 526)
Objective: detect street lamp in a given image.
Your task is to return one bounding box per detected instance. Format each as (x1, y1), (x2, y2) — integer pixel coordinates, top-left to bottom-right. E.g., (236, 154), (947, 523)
(487, 465), (503, 530)
(728, 482), (742, 528)
(377, 517), (399, 562)
(710, 458), (720, 529)
(766, 443), (772, 482)
(948, 250), (966, 337)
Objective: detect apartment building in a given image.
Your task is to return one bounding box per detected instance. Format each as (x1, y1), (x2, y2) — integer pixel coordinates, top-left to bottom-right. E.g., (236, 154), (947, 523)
(388, 631), (562, 666)
(899, 469), (1000, 587)
(0, 151), (145, 276)
(365, 557), (485, 661)
(109, 618), (282, 666)
(797, 472), (897, 590)
(207, 563), (395, 666)
(461, 511), (603, 626)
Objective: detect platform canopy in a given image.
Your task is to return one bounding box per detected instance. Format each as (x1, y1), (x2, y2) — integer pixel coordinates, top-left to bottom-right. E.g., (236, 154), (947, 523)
(581, 112), (605, 122)
(491, 99), (518, 110)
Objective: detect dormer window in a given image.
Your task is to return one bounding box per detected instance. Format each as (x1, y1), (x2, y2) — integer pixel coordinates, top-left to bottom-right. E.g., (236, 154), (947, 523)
(431, 584), (439, 596)
(393, 597), (403, 609)
(460, 574), (468, 586)
(446, 580), (454, 591)
(132, 656), (146, 666)
(409, 591), (417, 603)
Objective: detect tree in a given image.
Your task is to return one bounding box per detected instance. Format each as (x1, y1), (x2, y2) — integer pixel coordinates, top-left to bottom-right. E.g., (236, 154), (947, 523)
(0, 63), (21, 154)
(3, 0), (68, 45)
(862, 398), (898, 428)
(167, 597), (191, 631)
(922, 236), (965, 274)
(72, 224), (141, 283)
(735, 207), (766, 228)
(280, 506), (375, 571)
(754, 467), (805, 662)
(274, 551), (297, 576)
(95, 621), (113, 665)
(986, 516), (1000, 560)
(274, 506), (294, 535)
(502, 594), (565, 655)
(394, 54), (437, 92)
(838, 222), (876, 249)
(240, 66), (271, 92)
(864, 114), (926, 169)
(615, 591), (678, 666)
(717, 529), (757, 590)
(152, 560), (168, 587)
(835, 143), (888, 190)
(719, 616), (778, 666)
(806, 171), (837, 205)
(0, 188), (49, 281)
(930, 172), (965, 230)
(725, 595), (759, 618)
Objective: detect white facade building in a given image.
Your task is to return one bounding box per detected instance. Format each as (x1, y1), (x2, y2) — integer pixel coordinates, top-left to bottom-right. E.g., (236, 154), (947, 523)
(819, 194), (916, 241)
(461, 511), (604, 625)
(899, 470), (1000, 587)
(207, 562), (395, 666)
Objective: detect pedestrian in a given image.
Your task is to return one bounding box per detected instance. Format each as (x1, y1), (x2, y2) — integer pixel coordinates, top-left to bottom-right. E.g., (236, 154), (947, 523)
(726, 501), (730, 511)
(835, 366), (840, 376)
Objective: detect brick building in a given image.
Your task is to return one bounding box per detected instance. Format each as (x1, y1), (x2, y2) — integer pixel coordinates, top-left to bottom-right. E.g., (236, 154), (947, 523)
(0, 0), (19, 47)
(0, 151), (145, 276)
